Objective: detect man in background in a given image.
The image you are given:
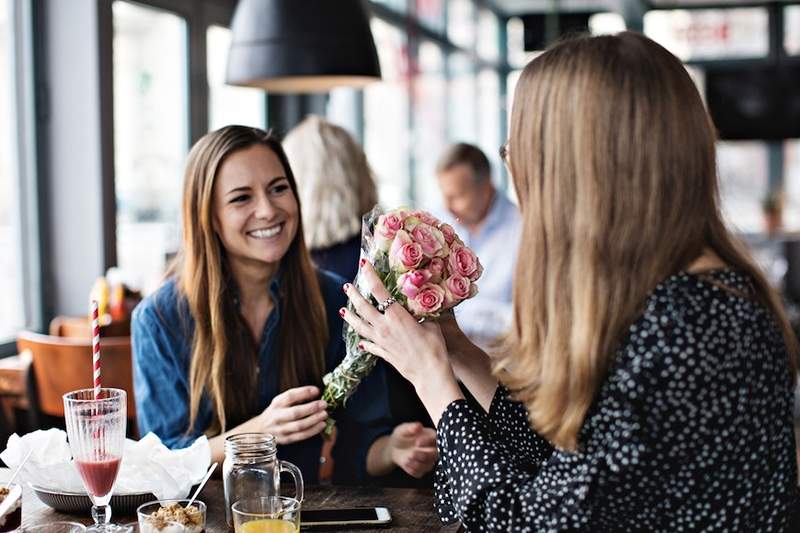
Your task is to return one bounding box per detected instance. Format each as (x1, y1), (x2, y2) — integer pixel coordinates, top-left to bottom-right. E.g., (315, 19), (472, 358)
(435, 142), (521, 349)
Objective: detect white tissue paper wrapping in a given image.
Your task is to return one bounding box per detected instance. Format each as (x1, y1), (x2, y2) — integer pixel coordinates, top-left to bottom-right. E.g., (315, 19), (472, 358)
(0, 429), (211, 500)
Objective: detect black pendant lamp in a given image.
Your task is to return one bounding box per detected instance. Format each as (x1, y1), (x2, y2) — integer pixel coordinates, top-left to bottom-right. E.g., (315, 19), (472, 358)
(226, 0), (382, 93)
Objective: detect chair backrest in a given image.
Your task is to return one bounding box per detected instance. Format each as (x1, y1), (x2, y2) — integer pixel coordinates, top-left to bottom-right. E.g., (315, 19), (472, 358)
(49, 316), (131, 339)
(16, 331), (137, 421)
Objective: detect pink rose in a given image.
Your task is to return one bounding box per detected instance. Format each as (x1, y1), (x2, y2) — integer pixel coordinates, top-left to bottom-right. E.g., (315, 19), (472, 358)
(402, 215), (422, 232)
(374, 213), (404, 252)
(408, 283), (445, 316)
(428, 257), (445, 283)
(396, 269), (432, 299)
(389, 230), (423, 271)
(438, 223), (456, 245)
(448, 245), (482, 281)
(411, 224), (447, 258)
(412, 210), (441, 227)
(381, 213), (403, 234)
(443, 274), (471, 308)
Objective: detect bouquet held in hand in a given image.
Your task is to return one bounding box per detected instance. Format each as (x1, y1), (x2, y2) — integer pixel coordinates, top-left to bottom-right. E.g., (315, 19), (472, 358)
(322, 206), (483, 434)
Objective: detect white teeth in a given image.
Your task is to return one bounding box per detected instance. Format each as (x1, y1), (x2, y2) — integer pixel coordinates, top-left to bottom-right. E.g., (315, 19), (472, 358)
(248, 225), (282, 238)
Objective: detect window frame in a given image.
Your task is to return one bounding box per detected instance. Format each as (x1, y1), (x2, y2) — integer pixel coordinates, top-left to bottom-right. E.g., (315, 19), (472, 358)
(99, 0), (267, 279)
(0, 0), (45, 356)
(365, 0), (511, 205)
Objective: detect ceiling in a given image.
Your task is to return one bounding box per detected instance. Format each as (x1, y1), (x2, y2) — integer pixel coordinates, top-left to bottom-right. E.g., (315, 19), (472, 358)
(492, 0), (794, 15)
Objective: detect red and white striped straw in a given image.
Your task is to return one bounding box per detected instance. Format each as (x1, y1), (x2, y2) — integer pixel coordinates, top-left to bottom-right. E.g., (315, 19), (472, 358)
(91, 299), (102, 400)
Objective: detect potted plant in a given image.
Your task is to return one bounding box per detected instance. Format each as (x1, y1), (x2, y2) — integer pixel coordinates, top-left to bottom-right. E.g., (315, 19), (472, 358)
(762, 189), (784, 234)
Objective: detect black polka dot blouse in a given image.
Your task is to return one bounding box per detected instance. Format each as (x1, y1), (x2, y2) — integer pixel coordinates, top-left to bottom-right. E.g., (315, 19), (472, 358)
(435, 269), (798, 531)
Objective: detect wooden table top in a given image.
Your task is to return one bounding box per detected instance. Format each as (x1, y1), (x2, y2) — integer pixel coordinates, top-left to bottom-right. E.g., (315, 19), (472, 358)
(14, 479), (460, 532)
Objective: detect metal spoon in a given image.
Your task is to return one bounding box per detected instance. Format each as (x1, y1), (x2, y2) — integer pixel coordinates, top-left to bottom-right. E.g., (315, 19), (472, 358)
(187, 462), (217, 508)
(6, 448), (34, 487)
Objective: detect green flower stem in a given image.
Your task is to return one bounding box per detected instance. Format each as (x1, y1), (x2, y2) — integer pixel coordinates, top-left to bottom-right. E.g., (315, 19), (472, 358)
(321, 270), (397, 435)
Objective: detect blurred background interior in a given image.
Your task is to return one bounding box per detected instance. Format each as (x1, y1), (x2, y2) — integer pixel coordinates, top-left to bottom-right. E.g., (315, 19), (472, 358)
(0, 0), (799, 441)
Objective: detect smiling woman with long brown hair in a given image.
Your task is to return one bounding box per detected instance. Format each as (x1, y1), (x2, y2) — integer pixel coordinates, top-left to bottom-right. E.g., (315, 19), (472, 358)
(131, 126), (412, 484)
(341, 32), (800, 530)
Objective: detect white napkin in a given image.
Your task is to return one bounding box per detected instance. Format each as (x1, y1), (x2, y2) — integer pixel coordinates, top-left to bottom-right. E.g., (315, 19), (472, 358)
(0, 430), (211, 500)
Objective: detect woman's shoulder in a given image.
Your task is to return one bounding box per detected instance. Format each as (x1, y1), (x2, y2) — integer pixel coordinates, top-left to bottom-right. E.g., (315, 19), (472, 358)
(622, 268), (782, 368)
(645, 268), (762, 324)
(316, 268), (348, 309)
(132, 278), (189, 333)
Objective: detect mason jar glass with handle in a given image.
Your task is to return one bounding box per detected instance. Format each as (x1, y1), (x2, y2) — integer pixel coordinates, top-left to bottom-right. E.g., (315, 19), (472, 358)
(223, 433), (304, 527)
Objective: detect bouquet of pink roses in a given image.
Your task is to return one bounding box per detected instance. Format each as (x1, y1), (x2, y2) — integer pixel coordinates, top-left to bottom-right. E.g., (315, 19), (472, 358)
(322, 206), (482, 434)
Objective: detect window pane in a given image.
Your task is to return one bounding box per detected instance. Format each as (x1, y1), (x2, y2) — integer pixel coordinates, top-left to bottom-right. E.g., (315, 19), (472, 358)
(113, 1), (188, 294)
(785, 140), (800, 231)
(415, 0), (445, 33)
(506, 17), (538, 69)
(372, 0), (408, 13)
(448, 53), (476, 144)
(477, 69), (501, 183)
(364, 18), (411, 208)
(477, 9), (499, 61)
(207, 25), (265, 131)
(447, 0), (475, 50)
(717, 141), (768, 233)
(0, 0), (23, 340)
(786, 5), (800, 56)
(412, 41), (446, 209)
(644, 8), (769, 61)
(589, 12), (626, 35)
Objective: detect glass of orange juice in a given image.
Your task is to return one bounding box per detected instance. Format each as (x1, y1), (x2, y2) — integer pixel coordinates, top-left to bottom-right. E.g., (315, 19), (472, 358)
(232, 497), (300, 533)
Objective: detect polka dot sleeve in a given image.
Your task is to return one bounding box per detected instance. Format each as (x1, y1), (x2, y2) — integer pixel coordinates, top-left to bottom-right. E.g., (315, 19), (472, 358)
(433, 270), (798, 531)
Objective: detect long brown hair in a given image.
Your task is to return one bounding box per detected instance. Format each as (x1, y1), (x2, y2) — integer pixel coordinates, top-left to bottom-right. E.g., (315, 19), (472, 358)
(175, 125), (328, 436)
(501, 32), (798, 450)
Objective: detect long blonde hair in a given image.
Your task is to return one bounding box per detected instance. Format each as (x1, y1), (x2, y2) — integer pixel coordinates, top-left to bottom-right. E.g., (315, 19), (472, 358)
(283, 115), (378, 249)
(501, 32), (798, 450)
(176, 126), (327, 436)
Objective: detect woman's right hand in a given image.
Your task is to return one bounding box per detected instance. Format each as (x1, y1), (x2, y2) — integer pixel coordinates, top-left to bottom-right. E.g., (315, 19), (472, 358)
(251, 385), (328, 445)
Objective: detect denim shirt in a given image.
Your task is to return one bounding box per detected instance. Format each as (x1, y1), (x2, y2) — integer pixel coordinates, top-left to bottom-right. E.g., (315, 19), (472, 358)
(131, 269), (393, 484)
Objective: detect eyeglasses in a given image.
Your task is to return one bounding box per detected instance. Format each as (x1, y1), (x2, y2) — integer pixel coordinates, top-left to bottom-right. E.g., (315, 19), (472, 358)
(499, 142), (509, 164)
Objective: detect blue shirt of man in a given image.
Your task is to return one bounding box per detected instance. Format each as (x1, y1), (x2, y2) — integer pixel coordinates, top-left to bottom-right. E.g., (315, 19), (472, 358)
(435, 143), (521, 348)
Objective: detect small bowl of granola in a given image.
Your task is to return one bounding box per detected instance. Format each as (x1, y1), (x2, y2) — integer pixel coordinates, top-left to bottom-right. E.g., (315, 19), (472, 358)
(0, 483), (22, 533)
(137, 499), (206, 533)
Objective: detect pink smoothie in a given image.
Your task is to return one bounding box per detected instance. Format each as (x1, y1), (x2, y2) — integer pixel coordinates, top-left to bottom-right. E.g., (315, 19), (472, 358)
(75, 456), (122, 496)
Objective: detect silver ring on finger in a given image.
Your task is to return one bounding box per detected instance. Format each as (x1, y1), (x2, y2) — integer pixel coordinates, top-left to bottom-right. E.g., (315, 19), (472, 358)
(376, 296), (396, 314)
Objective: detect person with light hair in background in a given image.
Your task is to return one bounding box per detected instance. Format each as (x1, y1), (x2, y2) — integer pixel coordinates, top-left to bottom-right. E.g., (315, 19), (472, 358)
(283, 115), (378, 283)
(284, 115), (438, 487)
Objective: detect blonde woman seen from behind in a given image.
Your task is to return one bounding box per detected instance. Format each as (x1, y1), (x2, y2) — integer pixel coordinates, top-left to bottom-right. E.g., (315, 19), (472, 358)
(283, 115), (377, 283)
(340, 32), (800, 530)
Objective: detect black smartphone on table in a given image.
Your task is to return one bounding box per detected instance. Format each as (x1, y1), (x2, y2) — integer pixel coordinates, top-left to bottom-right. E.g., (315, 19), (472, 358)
(300, 507), (392, 529)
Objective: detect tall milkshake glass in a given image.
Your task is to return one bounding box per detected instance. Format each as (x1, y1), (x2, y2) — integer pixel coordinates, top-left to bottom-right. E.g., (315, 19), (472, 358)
(64, 388), (128, 533)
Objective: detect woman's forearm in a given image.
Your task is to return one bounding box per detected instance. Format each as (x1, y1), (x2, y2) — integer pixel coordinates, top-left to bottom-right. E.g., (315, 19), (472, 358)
(449, 342), (498, 413)
(366, 435), (394, 476)
(416, 370), (465, 427)
(207, 417), (258, 464)
(208, 434), (226, 465)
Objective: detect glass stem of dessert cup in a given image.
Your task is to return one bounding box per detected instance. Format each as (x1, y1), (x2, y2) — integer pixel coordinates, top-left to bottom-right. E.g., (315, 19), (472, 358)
(90, 498), (112, 531)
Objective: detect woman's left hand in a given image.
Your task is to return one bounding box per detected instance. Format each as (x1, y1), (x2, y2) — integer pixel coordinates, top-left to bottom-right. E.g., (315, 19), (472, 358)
(341, 262), (464, 424)
(387, 422), (438, 478)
